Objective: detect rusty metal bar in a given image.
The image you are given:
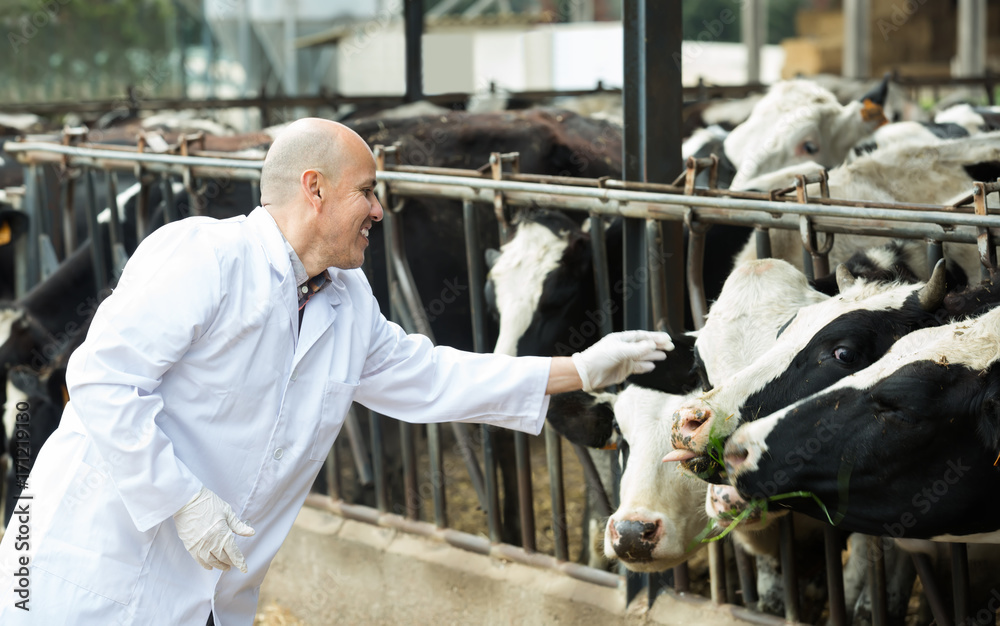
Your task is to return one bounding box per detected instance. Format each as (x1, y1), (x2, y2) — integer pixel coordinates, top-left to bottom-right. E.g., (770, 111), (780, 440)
(779, 515), (800, 622)
(823, 526), (847, 626)
(974, 182), (997, 279)
(951, 543), (971, 625)
(685, 210), (710, 330)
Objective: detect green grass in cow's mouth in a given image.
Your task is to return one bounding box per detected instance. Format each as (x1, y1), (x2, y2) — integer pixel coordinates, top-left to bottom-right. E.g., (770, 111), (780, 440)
(687, 490), (837, 551)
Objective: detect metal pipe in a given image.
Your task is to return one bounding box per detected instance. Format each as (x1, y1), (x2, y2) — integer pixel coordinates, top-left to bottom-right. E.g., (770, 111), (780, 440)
(400, 421), (419, 520)
(911, 551), (953, 626)
(589, 213), (615, 337)
(544, 425), (569, 562)
(482, 425), (502, 543)
(343, 408), (374, 487)
(867, 536), (888, 626)
(60, 174), (76, 257)
(83, 169), (108, 295)
(709, 542), (727, 604)
(951, 543), (971, 625)
(685, 214), (709, 330)
(733, 544), (757, 606)
(404, 0), (424, 103)
(927, 239), (944, 274)
(462, 200), (488, 353)
(779, 515), (800, 622)
(648, 219), (669, 332)
(20, 165), (42, 296)
(513, 432), (535, 553)
(823, 526), (847, 626)
(427, 423), (446, 528)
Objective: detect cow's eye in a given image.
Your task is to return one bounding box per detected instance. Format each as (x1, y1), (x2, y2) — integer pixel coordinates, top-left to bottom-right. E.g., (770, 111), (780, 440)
(802, 140), (819, 155)
(833, 346), (857, 364)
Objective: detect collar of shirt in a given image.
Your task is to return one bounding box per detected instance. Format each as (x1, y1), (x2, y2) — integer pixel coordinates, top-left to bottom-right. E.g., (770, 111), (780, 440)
(281, 235), (331, 310)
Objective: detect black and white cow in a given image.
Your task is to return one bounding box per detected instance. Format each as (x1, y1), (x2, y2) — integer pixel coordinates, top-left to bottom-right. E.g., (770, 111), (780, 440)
(723, 302), (1000, 542)
(667, 261), (952, 481)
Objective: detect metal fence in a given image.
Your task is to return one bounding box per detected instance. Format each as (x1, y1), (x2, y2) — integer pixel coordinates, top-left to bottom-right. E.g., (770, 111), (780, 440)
(3, 136), (996, 626)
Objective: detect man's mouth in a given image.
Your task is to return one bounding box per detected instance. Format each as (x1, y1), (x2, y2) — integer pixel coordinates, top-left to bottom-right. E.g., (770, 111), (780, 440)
(361, 227), (370, 239)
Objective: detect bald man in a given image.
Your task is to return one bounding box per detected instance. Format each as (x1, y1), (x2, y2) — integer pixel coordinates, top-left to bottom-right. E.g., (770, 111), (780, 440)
(0, 119), (672, 625)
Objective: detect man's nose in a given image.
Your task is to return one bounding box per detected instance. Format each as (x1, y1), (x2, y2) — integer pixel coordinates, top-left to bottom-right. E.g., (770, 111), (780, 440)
(371, 196), (384, 222)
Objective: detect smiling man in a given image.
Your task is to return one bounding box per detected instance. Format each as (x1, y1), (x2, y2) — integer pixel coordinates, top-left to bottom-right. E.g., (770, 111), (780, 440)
(0, 118), (673, 625)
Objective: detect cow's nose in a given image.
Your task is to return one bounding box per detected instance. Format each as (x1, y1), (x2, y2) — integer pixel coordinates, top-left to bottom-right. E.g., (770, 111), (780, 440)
(724, 442), (750, 475)
(608, 518), (662, 562)
(672, 405), (712, 446)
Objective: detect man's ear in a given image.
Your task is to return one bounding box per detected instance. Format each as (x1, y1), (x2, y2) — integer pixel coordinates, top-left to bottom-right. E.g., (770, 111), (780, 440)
(301, 169), (323, 207)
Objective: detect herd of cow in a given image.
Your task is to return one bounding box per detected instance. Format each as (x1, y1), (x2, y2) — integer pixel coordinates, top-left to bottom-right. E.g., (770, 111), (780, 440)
(1, 74), (1000, 624)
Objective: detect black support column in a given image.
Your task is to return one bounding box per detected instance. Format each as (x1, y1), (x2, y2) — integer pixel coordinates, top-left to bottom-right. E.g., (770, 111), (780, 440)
(623, 0), (685, 335)
(404, 0), (423, 103)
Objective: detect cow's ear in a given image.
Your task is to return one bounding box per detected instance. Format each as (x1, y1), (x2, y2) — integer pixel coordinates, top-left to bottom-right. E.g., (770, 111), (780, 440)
(546, 390), (616, 448)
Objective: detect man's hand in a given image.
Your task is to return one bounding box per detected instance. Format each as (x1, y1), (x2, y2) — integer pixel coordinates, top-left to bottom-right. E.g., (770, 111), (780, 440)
(571, 330), (674, 392)
(173, 486), (255, 573)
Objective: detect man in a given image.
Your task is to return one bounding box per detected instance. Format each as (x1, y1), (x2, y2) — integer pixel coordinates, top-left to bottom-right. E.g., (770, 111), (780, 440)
(0, 119), (672, 624)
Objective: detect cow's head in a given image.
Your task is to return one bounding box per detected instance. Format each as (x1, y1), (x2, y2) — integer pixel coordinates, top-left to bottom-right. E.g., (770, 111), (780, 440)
(723, 305), (1000, 540)
(486, 209), (613, 357)
(725, 77), (889, 189)
(669, 261), (950, 482)
(603, 386), (711, 571)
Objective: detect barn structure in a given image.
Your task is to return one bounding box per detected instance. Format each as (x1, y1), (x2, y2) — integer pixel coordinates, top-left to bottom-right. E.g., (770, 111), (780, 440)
(1, 1), (1000, 625)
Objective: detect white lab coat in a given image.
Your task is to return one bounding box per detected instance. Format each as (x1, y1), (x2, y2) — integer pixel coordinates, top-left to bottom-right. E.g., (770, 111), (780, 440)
(0, 207), (551, 625)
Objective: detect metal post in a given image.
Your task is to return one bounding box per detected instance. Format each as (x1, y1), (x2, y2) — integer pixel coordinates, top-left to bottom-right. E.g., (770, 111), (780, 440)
(779, 515), (800, 622)
(20, 165), (42, 296)
(843, 0), (870, 79)
(741, 0), (767, 84)
(867, 536), (888, 626)
(544, 425), (568, 561)
(957, 0), (987, 77)
(400, 421), (419, 520)
(623, 0), (683, 334)
(951, 544), (971, 626)
(83, 169), (108, 295)
(427, 423), (446, 527)
(824, 526), (847, 626)
(404, 0), (424, 103)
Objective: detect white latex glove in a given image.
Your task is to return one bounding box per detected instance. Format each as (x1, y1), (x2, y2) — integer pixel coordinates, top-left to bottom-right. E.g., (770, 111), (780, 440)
(571, 330), (674, 392)
(173, 486), (255, 573)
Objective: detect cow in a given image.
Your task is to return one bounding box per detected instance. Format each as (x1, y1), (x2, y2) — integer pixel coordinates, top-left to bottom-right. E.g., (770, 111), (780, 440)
(667, 261), (952, 482)
(717, 77), (889, 189)
(722, 300), (1000, 542)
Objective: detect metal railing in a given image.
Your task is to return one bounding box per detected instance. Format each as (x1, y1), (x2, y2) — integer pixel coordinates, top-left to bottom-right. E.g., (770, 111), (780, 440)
(3, 137), (993, 625)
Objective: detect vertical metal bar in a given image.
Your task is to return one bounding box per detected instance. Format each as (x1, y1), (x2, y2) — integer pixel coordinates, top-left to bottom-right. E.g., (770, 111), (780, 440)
(709, 542), (727, 604)
(482, 425), (502, 543)
(911, 551), (953, 626)
(623, 0), (683, 334)
(21, 164), (42, 295)
(824, 525), (848, 626)
(951, 543), (971, 626)
(404, 0), (423, 103)
(161, 175), (177, 224)
(754, 226), (771, 259)
(647, 219), (668, 331)
(741, 0), (766, 83)
(724, 539), (739, 605)
(779, 515), (800, 622)
(61, 173), (77, 257)
(927, 239), (944, 275)
(544, 425), (568, 561)
(463, 200), (488, 352)
(974, 183), (996, 279)
(427, 423), (446, 527)
(514, 432), (535, 552)
(400, 421), (419, 520)
(801, 246), (815, 283)
(673, 561), (689, 593)
(369, 408), (388, 514)
(843, 0), (871, 79)
(84, 169), (108, 295)
(867, 536), (888, 626)
(589, 213), (614, 337)
(136, 177), (150, 242)
(105, 171), (122, 252)
(685, 218), (709, 331)
(733, 544), (757, 606)
(957, 0), (987, 77)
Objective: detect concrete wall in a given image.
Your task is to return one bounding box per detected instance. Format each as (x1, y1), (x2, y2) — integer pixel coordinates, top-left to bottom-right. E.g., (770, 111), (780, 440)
(259, 506), (779, 626)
